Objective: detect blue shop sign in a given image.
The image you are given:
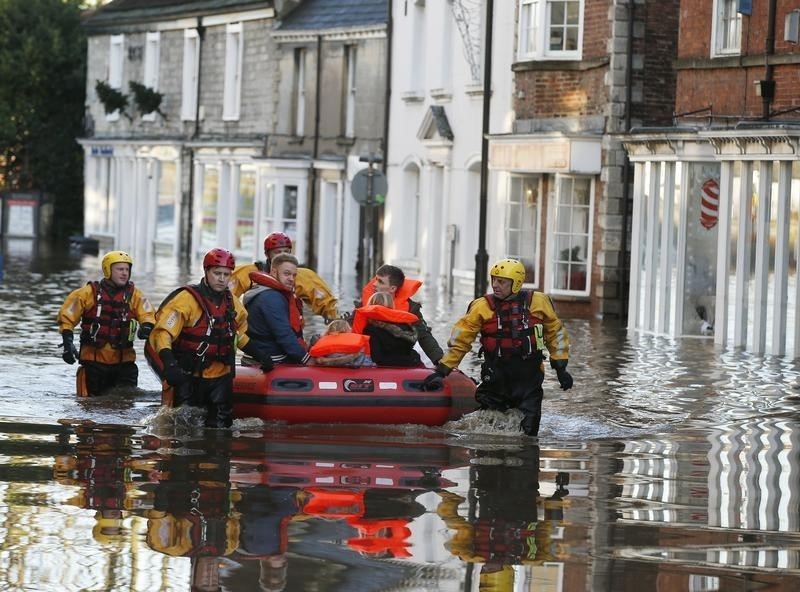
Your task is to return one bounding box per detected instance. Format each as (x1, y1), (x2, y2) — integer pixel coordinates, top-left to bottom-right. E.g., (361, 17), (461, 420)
(91, 146), (114, 156)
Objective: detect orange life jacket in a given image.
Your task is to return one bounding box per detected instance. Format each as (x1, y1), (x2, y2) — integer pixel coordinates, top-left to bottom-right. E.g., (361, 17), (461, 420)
(351, 304), (419, 335)
(249, 271), (305, 343)
(309, 333), (371, 357)
(361, 277), (422, 313)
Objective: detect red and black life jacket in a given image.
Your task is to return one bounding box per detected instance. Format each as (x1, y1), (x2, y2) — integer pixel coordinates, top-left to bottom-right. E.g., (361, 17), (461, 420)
(79, 281), (135, 349)
(480, 290), (543, 359)
(145, 284), (236, 374)
(249, 271), (306, 344)
(173, 284), (236, 367)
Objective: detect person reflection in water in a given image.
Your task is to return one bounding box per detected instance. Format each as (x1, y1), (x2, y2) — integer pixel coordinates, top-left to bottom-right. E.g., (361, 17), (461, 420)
(436, 445), (570, 590)
(234, 485), (303, 592)
(139, 433), (239, 591)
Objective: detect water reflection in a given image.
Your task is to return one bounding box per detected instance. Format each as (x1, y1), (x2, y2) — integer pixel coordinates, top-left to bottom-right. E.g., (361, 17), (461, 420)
(0, 417), (799, 589)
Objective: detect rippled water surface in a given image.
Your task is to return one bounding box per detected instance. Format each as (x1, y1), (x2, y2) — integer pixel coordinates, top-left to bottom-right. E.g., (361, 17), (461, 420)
(1, 239), (799, 591)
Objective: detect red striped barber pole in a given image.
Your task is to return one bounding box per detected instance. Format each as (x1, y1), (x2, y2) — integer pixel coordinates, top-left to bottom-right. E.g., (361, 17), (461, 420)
(700, 178), (720, 230)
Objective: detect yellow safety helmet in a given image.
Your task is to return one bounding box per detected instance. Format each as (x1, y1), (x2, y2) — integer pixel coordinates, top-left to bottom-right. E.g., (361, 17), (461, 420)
(490, 258), (526, 294)
(101, 250), (133, 279)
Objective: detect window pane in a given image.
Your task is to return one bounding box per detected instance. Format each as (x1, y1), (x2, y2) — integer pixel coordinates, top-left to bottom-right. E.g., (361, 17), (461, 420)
(507, 175), (541, 286)
(283, 185), (298, 219)
(236, 169), (256, 253)
(552, 175), (591, 293)
(201, 167), (219, 250)
(156, 161), (176, 242)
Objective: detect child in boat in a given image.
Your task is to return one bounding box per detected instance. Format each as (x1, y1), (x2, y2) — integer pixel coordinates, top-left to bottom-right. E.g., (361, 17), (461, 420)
(309, 319), (375, 367)
(357, 292), (422, 367)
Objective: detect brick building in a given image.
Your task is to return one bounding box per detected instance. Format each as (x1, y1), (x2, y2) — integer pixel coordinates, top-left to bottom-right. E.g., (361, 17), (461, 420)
(623, 1), (800, 356)
(487, 0), (679, 319)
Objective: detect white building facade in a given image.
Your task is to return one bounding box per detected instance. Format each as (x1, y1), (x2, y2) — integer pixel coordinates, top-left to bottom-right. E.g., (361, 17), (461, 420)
(383, 0), (515, 292)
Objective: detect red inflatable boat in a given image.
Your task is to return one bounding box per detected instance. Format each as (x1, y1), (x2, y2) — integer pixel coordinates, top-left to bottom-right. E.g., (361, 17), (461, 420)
(229, 364), (477, 426)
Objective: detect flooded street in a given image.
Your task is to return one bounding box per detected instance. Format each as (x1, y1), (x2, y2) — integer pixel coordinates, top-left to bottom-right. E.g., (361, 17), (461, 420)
(1, 238), (800, 591)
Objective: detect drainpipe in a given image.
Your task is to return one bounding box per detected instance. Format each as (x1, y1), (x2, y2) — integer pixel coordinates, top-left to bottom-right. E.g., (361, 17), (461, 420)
(378, 1), (393, 265)
(474, 0), (494, 299)
(184, 17), (205, 267)
(307, 34), (322, 268)
(762, 0), (777, 120)
(618, 1), (635, 322)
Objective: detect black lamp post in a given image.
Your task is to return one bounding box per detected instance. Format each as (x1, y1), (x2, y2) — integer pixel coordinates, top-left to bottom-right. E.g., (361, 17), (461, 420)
(474, 0), (494, 298)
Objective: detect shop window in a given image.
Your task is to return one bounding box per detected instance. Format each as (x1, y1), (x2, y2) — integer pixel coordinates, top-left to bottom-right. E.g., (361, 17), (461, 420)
(235, 168), (256, 255)
(682, 164), (720, 336)
(87, 157), (116, 235)
(711, 0), (741, 56)
(262, 184), (299, 240)
(506, 175), (542, 288)
(155, 161), (177, 245)
(549, 175), (592, 295)
(200, 166), (219, 250)
(518, 0), (582, 61)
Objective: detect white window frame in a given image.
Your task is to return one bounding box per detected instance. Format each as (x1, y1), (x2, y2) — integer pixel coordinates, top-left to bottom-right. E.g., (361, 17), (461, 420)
(106, 34), (125, 121)
(223, 23), (243, 121)
(546, 174), (594, 297)
(711, 0), (742, 57)
(142, 32), (160, 122)
(293, 47), (306, 136)
(181, 29), (200, 121)
(506, 175), (543, 289)
(517, 0), (583, 61)
(344, 45), (357, 137)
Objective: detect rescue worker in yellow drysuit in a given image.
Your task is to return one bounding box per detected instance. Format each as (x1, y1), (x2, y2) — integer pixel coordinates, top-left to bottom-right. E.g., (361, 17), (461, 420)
(147, 248), (267, 428)
(229, 231), (339, 322)
(57, 250), (155, 396)
(424, 258), (572, 436)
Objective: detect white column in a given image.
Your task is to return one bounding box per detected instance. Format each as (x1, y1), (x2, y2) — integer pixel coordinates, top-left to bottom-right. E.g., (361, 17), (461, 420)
(772, 161), (792, 355)
(733, 161), (753, 348)
(714, 161), (734, 347)
(643, 162), (661, 333)
(674, 162), (688, 337)
(752, 161), (773, 353)
(627, 162), (646, 335)
(657, 162), (675, 335)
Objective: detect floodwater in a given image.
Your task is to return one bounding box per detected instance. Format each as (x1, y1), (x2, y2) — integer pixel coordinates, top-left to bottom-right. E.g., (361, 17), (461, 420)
(1, 238), (800, 591)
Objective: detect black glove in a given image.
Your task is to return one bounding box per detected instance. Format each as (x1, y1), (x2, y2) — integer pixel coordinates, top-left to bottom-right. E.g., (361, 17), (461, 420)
(550, 359), (573, 390)
(61, 331), (79, 365)
(241, 340), (274, 372)
(422, 362), (451, 390)
(159, 349), (188, 387)
(137, 322), (154, 340)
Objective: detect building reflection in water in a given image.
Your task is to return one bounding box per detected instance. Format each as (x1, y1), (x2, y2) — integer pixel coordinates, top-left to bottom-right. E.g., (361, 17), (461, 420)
(613, 417), (800, 590)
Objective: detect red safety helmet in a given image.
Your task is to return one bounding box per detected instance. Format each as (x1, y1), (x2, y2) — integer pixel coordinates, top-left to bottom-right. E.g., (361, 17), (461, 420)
(203, 248), (236, 270)
(264, 232), (293, 255)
